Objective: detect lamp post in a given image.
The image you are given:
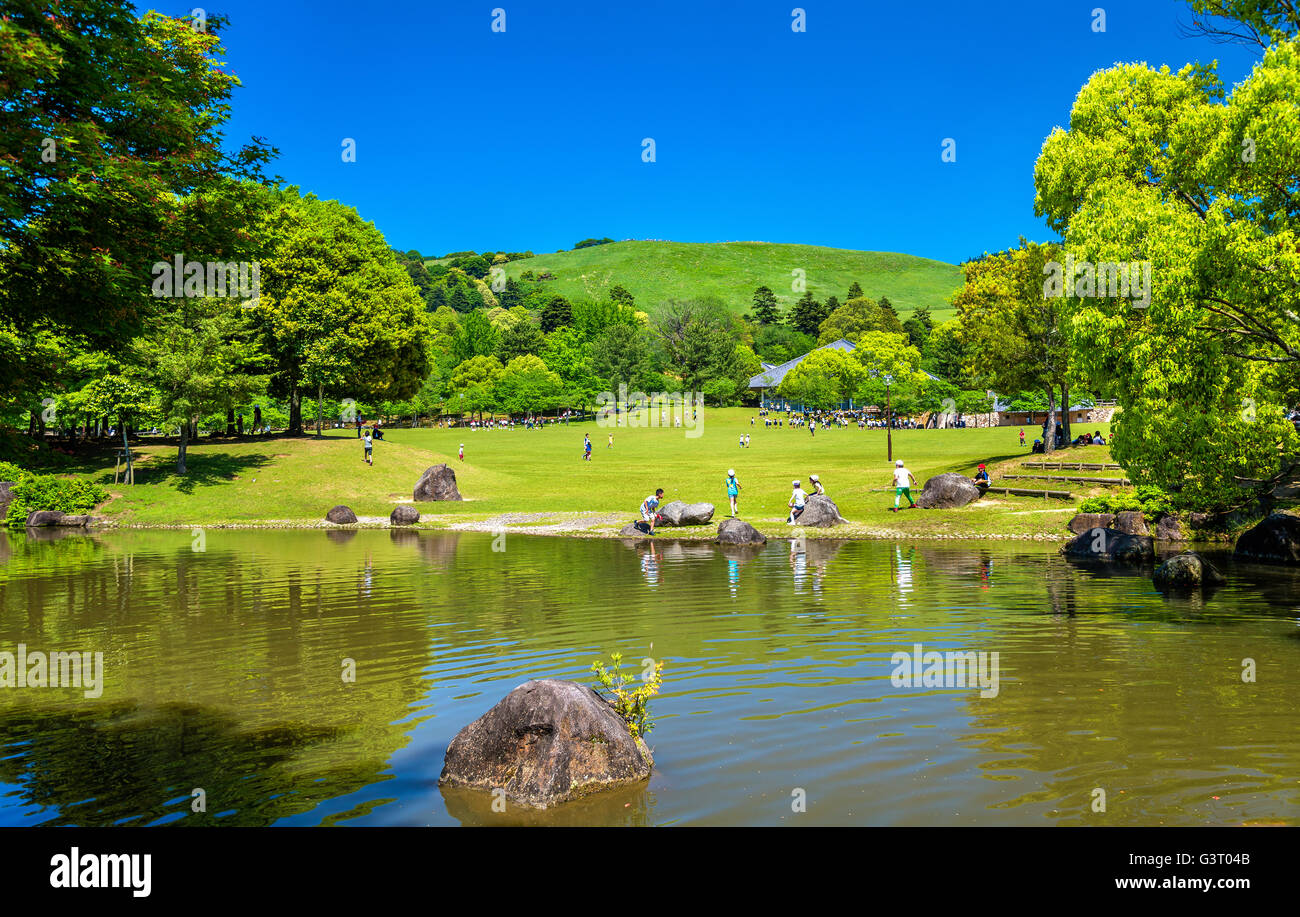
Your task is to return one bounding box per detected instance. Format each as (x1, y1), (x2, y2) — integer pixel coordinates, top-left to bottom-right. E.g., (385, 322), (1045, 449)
(885, 374), (894, 462)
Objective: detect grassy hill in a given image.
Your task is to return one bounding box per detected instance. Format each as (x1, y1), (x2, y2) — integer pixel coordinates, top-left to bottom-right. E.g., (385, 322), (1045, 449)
(490, 241), (964, 323)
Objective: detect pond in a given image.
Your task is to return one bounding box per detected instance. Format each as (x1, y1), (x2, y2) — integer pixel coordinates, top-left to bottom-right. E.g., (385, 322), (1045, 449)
(1, 529), (1297, 826)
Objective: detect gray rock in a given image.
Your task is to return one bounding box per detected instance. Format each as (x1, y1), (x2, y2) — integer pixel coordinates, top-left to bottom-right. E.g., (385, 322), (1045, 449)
(56, 514), (92, 527)
(390, 504), (420, 526)
(414, 463), (463, 502)
(1233, 512), (1300, 564)
(0, 481), (15, 521)
(25, 510), (65, 527)
(325, 505), (358, 525)
(1068, 512), (1115, 534)
(438, 678), (652, 808)
(1153, 552), (1226, 590)
(716, 518), (766, 545)
(618, 523), (653, 539)
(1114, 510), (1150, 536)
(915, 472), (981, 509)
(1061, 527), (1155, 563)
(1154, 514), (1185, 541)
(657, 501), (715, 526)
(797, 494), (847, 527)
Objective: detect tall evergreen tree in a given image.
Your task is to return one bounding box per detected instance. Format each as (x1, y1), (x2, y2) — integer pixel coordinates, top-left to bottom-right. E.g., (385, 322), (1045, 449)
(541, 295), (573, 332)
(788, 292), (825, 337)
(751, 286), (782, 324)
(846, 281), (864, 302)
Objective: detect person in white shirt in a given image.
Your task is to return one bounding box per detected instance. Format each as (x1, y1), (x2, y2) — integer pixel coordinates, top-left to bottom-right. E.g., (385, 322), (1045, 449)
(787, 479), (808, 524)
(891, 459), (917, 511)
(809, 474), (825, 497)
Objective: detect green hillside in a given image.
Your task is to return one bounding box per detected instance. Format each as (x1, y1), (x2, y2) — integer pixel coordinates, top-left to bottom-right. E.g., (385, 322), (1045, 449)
(493, 241), (964, 322)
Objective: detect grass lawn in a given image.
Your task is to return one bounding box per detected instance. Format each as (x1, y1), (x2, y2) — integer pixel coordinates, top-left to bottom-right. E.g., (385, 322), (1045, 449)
(82, 408), (1114, 537)
(490, 241), (964, 323)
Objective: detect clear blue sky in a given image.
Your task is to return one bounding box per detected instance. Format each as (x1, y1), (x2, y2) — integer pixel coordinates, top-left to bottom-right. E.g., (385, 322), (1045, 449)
(210, 0), (1260, 264)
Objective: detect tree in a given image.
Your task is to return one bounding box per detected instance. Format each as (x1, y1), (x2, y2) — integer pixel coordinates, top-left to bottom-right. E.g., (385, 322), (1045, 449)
(541, 295), (573, 332)
(777, 347), (865, 410)
(449, 355), (504, 420)
(903, 307), (934, 352)
(1034, 35), (1300, 502)
(451, 309), (500, 364)
(751, 286), (782, 324)
(0, 3), (274, 359)
(952, 240), (1077, 453)
(495, 354), (563, 416)
(591, 324), (656, 390)
(248, 189), (431, 435)
(846, 281), (864, 302)
(609, 285), (636, 309)
(852, 331), (929, 461)
(497, 314), (545, 363)
(788, 292), (828, 336)
(817, 297), (898, 345)
(132, 298), (266, 472)
(652, 298), (740, 393)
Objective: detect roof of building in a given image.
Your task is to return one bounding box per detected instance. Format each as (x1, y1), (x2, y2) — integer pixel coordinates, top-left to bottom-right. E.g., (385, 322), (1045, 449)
(748, 338), (858, 389)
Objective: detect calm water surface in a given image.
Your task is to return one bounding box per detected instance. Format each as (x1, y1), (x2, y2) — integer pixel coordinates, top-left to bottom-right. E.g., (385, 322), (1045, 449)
(0, 529), (1297, 826)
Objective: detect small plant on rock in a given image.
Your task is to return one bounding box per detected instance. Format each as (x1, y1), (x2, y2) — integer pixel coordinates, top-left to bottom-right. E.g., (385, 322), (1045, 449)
(590, 651), (664, 739)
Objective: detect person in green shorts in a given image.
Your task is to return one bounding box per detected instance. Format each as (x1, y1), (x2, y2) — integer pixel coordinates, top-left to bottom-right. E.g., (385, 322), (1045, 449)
(890, 459), (917, 511)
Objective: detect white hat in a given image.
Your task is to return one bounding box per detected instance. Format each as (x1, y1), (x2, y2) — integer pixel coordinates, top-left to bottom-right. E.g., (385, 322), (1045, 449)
(810, 474), (819, 481)
(728, 469), (735, 477)
(792, 479), (800, 486)
(895, 459), (904, 466)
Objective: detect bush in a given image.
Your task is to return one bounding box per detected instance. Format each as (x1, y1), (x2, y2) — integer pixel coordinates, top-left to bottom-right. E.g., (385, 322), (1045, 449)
(5, 474), (108, 529)
(1078, 486), (1171, 523)
(0, 461), (28, 482)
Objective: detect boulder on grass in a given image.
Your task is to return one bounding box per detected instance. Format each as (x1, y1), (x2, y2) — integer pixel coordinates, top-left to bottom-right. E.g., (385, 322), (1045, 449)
(1233, 512), (1300, 565)
(657, 501), (715, 526)
(797, 494), (847, 527)
(56, 514), (92, 527)
(618, 522), (654, 539)
(390, 504), (420, 526)
(915, 473), (981, 509)
(1114, 511), (1150, 536)
(1061, 527), (1155, 564)
(25, 510), (65, 527)
(438, 679), (652, 809)
(414, 463), (463, 502)
(1069, 512), (1116, 534)
(1153, 552), (1226, 591)
(325, 505), (358, 525)
(716, 518), (766, 545)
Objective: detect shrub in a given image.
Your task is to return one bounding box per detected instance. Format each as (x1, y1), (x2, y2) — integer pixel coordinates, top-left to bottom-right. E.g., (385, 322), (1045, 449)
(5, 474), (108, 529)
(0, 461), (28, 482)
(590, 652), (664, 739)
(1078, 486), (1172, 523)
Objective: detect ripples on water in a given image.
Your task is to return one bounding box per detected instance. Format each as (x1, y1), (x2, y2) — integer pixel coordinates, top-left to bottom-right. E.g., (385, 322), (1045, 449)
(0, 529), (1297, 826)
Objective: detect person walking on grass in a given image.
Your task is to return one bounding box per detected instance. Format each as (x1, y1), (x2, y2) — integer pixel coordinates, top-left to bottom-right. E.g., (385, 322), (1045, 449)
(744, 433), (751, 448)
(363, 427), (374, 466)
(890, 459), (917, 511)
(726, 469), (742, 517)
(458, 443), (464, 462)
(1019, 427), (1025, 448)
(583, 434), (592, 461)
(608, 432), (613, 449)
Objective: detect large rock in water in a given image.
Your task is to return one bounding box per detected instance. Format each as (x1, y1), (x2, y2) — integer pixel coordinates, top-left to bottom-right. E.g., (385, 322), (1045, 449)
(414, 463), (463, 502)
(390, 504), (420, 526)
(1153, 552), (1226, 590)
(25, 510), (65, 527)
(797, 494), (846, 527)
(325, 505), (357, 524)
(1061, 527), (1155, 564)
(1233, 512), (1300, 564)
(1069, 512), (1116, 534)
(438, 679), (652, 808)
(657, 501), (714, 526)
(716, 518), (766, 545)
(915, 472), (981, 509)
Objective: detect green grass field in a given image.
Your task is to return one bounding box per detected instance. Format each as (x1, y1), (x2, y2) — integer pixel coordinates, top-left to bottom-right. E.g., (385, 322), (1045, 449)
(479, 241), (963, 323)
(84, 409), (1115, 538)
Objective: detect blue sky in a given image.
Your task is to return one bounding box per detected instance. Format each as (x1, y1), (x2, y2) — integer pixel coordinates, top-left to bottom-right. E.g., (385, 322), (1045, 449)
(210, 0), (1261, 264)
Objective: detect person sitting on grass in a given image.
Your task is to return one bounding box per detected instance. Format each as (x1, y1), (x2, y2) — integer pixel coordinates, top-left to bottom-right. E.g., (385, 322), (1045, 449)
(890, 459), (917, 511)
(787, 479), (808, 524)
(639, 489), (664, 535)
(972, 463), (989, 489)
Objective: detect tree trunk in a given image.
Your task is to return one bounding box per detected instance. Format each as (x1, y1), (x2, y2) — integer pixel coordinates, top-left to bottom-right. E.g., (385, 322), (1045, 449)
(316, 382), (324, 437)
(289, 385), (302, 435)
(1060, 383), (1072, 445)
(1043, 387), (1057, 455)
(177, 420), (189, 474)
(226, 407), (236, 436)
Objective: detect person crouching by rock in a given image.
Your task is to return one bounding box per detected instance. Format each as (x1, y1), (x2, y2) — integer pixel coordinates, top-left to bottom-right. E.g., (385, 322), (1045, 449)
(809, 474), (826, 497)
(787, 479), (808, 524)
(972, 463), (989, 491)
(637, 488), (664, 535)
